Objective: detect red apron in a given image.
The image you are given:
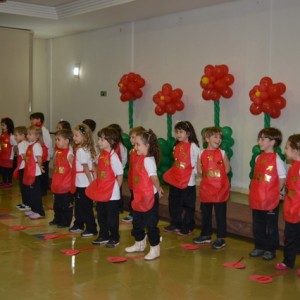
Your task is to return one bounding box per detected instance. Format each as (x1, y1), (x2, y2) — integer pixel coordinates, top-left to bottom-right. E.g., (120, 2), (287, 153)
(127, 148), (137, 190)
(12, 155), (23, 179)
(0, 133), (13, 168)
(23, 142), (37, 186)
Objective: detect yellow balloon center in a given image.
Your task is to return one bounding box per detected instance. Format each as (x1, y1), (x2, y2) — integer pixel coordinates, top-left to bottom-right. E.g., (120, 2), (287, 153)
(202, 77), (209, 85)
(160, 96), (165, 101)
(255, 91), (261, 97)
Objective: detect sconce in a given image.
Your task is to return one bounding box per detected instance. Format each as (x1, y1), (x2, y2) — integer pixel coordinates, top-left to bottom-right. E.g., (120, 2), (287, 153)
(73, 64), (80, 78)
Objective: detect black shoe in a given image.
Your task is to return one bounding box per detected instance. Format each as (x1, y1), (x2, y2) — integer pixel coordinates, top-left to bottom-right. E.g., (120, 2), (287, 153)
(92, 237), (109, 245)
(249, 248), (265, 257)
(69, 226), (84, 233)
(262, 251), (276, 261)
(192, 236), (211, 244)
(81, 230), (97, 237)
(163, 225), (180, 232)
(49, 220), (58, 226)
(106, 240), (120, 248)
(212, 238), (226, 249)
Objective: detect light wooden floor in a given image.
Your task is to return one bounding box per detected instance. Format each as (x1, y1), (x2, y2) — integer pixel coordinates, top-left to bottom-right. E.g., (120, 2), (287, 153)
(0, 184), (300, 300)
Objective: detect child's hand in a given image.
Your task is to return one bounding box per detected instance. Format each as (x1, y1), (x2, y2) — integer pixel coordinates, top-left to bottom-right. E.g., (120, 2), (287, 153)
(40, 166), (45, 173)
(158, 187), (164, 198)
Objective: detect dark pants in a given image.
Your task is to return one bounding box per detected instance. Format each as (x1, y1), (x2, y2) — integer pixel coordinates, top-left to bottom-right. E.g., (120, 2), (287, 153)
(200, 202), (227, 238)
(283, 221), (300, 268)
(168, 185), (196, 231)
(132, 193), (160, 246)
(24, 175), (45, 216)
(252, 206), (279, 253)
(41, 161), (49, 195)
(128, 190), (134, 216)
(96, 200), (120, 241)
(53, 192), (73, 227)
(18, 169), (28, 205)
(119, 186), (124, 213)
(0, 166), (13, 184)
(73, 187), (97, 233)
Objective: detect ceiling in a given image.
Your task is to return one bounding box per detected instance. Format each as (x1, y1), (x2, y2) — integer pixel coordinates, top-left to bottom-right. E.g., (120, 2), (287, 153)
(0, 0), (236, 39)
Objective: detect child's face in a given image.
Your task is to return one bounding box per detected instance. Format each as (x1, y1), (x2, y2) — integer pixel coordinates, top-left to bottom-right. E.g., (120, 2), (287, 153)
(175, 129), (190, 142)
(30, 118), (40, 126)
(14, 132), (26, 143)
(98, 136), (111, 151)
(55, 135), (69, 149)
(73, 129), (84, 146)
(258, 135), (275, 152)
(285, 141), (299, 161)
(56, 123), (63, 131)
(27, 130), (38, 143)
(134, 136), (149, 156)
(1, 123), (7, 133)
(205, 133), (222, 150)
(130, 133), (137, 146)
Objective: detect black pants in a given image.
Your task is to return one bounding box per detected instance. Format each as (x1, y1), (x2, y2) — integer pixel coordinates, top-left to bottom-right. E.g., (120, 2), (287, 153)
(73, 187), (97, 233)
(0, 166), (13, 184)
(53, 192), (73, 227)
(119, 186), (124, 213)
(200, 202), (227, 238)
(23, 175), (45, 216)
(168, 185), (196, 231)
(283, 221), (300, 268)
(132, 193), (160, 246)
(41, 161), (49, 195)
(18, 169), (28, 205)
(96, 200), (120, 241)
(252, 206), (279, 253)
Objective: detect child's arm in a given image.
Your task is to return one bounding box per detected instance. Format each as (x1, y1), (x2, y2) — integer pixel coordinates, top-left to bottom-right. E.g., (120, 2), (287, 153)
(82, 164), (93, 183)
(223, 153), (231, 174)
(116, 174), (123, 188)
(150, 175), (164, 198)
(36, 156), (45, 173)
(68, 153), (74, 166)
(279, 178), (286, 191)
(197, 156), (202, 176)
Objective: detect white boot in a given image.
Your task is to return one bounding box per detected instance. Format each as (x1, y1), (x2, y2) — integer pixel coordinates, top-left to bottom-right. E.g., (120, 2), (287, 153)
(125, 235), (147, 253)
(144, 244), (160, 261)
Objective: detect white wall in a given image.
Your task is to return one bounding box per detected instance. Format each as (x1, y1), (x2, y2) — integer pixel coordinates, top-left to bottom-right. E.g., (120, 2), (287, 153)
(36, 0), (300, 192)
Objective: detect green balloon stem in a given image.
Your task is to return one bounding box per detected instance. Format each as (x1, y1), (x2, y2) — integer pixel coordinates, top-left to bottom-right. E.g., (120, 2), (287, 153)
(214, 101), (220, 127)
(264, 113), (271, 128)
(129, 100), (134, 129)
(167, 114), (172, 142)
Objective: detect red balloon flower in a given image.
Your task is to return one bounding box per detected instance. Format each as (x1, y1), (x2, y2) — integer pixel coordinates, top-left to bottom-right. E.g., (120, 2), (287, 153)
(200, 64), (234, 101)
(118, 72), (145, 102)
(249, 77), (286, 119)
(153, 83), (184, 116)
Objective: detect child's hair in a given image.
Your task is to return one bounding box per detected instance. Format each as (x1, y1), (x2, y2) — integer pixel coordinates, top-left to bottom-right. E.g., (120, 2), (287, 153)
(57, 120), (71, 131)
(14, 126), (27, 136)
(82, 119), (96, 133)
(202, 127), (222, 144)
(56, 129), (73, 144)
(136, 129), (160, 165)
(74, 124), (96, 160)
(28, 125), (42, 141)
(129, 126), (145, 136)
(1, 117), (14, 134)
(97, 127), (119, 150)
(30, 112), (44, 124)
(174, 121), (199, 147)
(108, 123), (124, 144)
(287, 134), (300, 152)
(257, 127), (282, 147)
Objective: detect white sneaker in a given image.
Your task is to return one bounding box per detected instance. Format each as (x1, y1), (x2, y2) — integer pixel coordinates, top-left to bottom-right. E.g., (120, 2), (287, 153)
(29, 213), (45, 220)
(18, 205), (31, 211)
(25, 211), (34, 216)
(144, 244), (160, 261)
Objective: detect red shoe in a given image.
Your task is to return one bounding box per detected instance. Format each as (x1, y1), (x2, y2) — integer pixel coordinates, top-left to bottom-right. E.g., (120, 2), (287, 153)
(275, 263), (288, 270)
(296, 269), (300, 276)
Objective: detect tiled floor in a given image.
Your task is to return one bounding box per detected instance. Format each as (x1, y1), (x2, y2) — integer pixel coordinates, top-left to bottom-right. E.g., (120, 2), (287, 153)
(0, 184), (300, 299)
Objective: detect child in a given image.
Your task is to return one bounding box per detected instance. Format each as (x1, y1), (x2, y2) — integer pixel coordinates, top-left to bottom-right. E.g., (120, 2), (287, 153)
(0, 117), (17, 188)
(86, 127), (123, 248)
(69, 124), (98, 237)
(56, 120), (72, 131)
(50, 129), (74, 228)
(82, 119), (96, 133)
(30, 112), (53, 196)
(122, 126), (145, 223)
(125, 129), (163, 261)
(275, 134), (300, 274)
(23, 125), (45, 219)
(13, 126), (29, 210)
(249, 127), (286, 260)
(193, 127), (231, 249)
(163, 121), (200, 235)
(108, 124), (128, 213)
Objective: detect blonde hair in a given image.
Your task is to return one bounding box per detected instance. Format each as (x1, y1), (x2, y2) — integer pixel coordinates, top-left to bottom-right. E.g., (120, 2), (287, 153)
(74, 124), (96, 160)
(28, 125), (42, 143)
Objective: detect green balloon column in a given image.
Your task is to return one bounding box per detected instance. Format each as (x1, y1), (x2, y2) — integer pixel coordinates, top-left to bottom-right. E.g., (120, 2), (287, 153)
(248, 77), (287, 179)
(200, 64), (235, 180)
(152, 83), (185, 183)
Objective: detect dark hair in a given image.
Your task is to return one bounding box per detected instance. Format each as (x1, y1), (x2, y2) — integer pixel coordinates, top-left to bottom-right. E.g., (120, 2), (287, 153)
(56, 129), (73, 143)
(14, 126), (27, 136)
(129, 126), (145, 136)
(174, 121), (199, 147)
(82, 119), (96, 132)
(30, 112), (44, 124)
(1, 117), (14, 134)
(257, 127), (282, 147)
(108, 123), (124, 144)
(98, 127), (119, 150)
(287, 134), (300, 151)
(136, 129), (160, 165)
(57, 120), (71, 131)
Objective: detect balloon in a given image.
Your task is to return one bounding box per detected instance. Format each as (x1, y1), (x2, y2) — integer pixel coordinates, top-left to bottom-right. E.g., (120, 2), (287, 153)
(277, 82), (286, 94)
(127, 82), (138, 93)
(222, 126), (232, 138)
(210, 90), (221, 101)
(171, 88), (183, 101)
(162, 83), (172, 96)
(226, 148), (233, 159)
(220, 139), (231, 151)
(200, 76), (210, 88)
(134, 89), (143, 99)
(155, 106), (165, 116)
(262, 100), (274, 114)
(252, 145), (261, 155)
(260, 91), (268, 100)
(214, 79), (226, 92)
(164, 95), (172, 103)
(136, 78), (145, 88)
(153, 94), (160, 104)
(220, 64), (229, 74)
(273, 97), (286, 109)
(227, 137), (235, 147)
(221, 87), (233, 98)
(119, 85), (127, 93)
(128, 72), (136, 81)
(249, 103), (262, 115)
(122, 92), (132, 102)
(159, 165), (171, 175)
(158, 138), (171, 155)
(258, 84), (267, 92)
(204, 65), (214, 76)
(166, 103), (176, 115)
(260, 76), (272, 86)
(213, 66), (224, 78)
(224, 74), (234, 85)
(267, 84), (280, 98)
(157, 99), (166, 108)
(270, 109), (281, 119)
(252, 97), (263, 105)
